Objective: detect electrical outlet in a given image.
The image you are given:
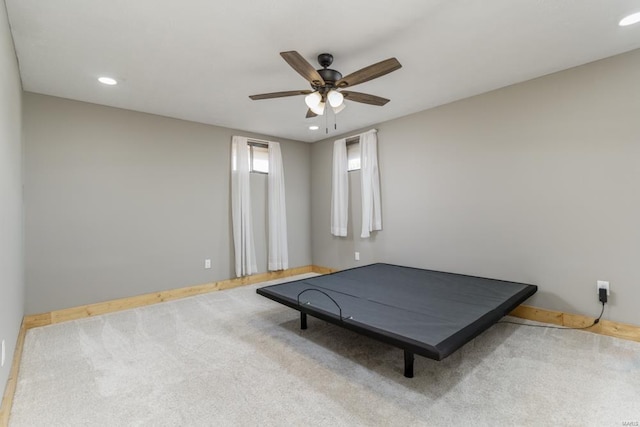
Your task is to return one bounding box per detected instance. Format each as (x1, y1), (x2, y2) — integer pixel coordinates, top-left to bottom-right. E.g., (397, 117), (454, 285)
(1, 339), (5, 367)
(204, 259), (212, 269)
(597, 280), (610, 296)
(355, 252), (360, 261)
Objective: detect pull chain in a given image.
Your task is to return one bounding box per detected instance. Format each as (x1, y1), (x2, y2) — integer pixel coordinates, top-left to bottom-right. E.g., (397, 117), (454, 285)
(326, 104), (330, 134)
(323, 103), (340, 134)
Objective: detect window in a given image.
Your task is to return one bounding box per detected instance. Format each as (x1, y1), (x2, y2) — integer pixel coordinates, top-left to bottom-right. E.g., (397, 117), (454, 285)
(347, 137), (360, 171)
(249, 142), (269, 174)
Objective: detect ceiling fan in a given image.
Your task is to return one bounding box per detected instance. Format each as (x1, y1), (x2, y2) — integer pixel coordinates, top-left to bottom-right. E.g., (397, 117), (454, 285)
(249, 51), (402, 118)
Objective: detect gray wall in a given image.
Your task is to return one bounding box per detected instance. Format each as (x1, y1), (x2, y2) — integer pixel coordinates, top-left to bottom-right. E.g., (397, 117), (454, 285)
(312, 49), (640, 325)
(0, 0), (24, 396)
(24, 93), (311, 314)
(19, 48), (640, 326)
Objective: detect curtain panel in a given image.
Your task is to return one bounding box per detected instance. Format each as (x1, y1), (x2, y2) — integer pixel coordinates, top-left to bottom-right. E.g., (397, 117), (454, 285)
(360, 130), (382, 238)
(331, 138), (348, 236)
(231, 136), (257, 277)
(267, 141), (289, 271)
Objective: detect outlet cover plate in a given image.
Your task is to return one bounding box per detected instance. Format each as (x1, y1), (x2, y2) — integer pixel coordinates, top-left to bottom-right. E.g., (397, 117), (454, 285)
(597, 280), (610, 296)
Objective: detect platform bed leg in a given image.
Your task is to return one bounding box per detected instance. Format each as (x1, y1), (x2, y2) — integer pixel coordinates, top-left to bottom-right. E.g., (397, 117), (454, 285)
(300, 312), (307, 330)
(404, 350), (414, 378)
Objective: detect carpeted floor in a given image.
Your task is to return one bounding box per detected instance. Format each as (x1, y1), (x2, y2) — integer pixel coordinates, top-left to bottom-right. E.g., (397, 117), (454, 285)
(10, 274), (640, 426)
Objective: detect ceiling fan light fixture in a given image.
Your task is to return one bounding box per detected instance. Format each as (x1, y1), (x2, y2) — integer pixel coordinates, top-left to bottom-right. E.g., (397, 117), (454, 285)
(619, 11), (640, 26)
(310, 102), (325, 116)
(327, 90), (344, 108)
(332, 103), (346, 114)
(304, 91), (322, 108)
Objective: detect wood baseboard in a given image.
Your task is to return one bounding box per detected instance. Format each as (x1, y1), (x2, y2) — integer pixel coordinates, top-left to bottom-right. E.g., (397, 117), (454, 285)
(24, 265), (318, 329)
(33, 265), (636, 342)
(0, 321), (26, 427)
(510, 305), (640, 342)
(311, 265), (339, 275)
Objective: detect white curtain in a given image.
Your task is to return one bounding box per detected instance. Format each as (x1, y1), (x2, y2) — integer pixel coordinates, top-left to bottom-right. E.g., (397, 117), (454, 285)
(231, 136), (257, 277)
(360, 130), (382, 238)
(267, 142), (289, 271)
(331, 138), (348, 236)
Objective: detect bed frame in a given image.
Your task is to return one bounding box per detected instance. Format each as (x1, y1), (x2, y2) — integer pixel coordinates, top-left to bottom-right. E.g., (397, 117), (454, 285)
(257, 263), (537, 378)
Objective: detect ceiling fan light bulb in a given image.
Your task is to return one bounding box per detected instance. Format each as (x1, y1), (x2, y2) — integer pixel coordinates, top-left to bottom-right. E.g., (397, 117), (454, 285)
(327, 90), (344, 108)
(305, 91), (322, 108)
(310, 102), (325, 116)
(332, 103), (346, 114)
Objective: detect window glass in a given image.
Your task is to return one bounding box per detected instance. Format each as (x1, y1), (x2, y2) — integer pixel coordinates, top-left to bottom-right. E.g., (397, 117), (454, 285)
(347, 140), (361, 171)
(249, 143), (269, 173)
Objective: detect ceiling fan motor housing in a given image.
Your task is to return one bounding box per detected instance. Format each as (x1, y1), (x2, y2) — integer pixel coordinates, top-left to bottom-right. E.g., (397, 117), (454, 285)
(316, 68), (342, 87)
(314, 53), (343, 92)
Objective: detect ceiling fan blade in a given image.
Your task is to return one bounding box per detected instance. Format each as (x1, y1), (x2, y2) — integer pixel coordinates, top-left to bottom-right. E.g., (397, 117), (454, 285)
(336, 58), (402, 88)
(342, 91), (390, 106)
(280, 51), (326, 86)
(249, 90), (312, 100)
(305, 109), (317, 118)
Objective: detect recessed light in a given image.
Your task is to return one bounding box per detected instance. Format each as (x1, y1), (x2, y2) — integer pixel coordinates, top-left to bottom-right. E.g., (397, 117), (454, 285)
(309, 125), (319, 130)
(619, 11), (640, 26)
(98, 76), (118, 85)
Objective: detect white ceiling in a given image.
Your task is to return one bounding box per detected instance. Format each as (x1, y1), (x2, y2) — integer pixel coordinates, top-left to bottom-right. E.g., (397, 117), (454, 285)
(6, 0), (640, 142)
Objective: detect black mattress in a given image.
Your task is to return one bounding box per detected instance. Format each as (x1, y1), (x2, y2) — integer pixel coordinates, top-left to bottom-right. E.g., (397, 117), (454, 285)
(257, 263), (536, 371)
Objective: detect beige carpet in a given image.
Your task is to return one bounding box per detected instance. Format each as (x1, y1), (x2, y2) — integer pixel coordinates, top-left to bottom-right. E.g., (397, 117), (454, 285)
(10, 274), (640, 426)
